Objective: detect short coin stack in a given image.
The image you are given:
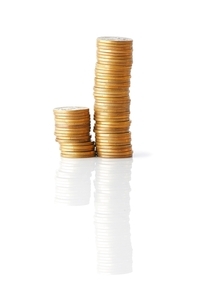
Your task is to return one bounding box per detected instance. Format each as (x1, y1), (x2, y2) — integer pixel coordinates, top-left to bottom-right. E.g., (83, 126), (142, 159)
(94, 37), (133, 158)
(54, 107), (95, 158)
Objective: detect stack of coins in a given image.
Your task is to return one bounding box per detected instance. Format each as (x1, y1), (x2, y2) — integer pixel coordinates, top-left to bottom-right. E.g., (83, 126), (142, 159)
(94, 37), (133, 158)
(54, 107), (96, 158)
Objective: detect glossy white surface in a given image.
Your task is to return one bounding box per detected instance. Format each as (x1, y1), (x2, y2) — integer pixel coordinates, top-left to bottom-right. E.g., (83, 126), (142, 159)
(0, 0), (199, 295)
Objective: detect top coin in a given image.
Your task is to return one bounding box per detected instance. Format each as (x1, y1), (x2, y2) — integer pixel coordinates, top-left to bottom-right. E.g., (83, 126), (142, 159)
(97, 36), (133, 43)
(54, 107), (89, 112)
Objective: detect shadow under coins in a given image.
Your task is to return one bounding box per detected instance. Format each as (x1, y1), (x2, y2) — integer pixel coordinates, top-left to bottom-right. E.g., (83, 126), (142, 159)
(55, 157), (95, 206)
(94, 158), (133, 275)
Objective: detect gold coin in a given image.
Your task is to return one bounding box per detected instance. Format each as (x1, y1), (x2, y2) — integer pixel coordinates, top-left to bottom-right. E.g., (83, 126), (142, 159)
(94, 117), (130, 123)
(95, 121), (131, 127)
(97, 44), (132, 50)
(97, 148), (132, 153)
(95, 76), (131, 82)
(97, 36), (132, 42)
(53, 110), (90, 115)
(94, 106), (130, 112)
(94, 113), (130, 119)
(94, 104), (130, 110)
(94, 88), (130, 94)
(95, 132), (131, 138)
(95, 131), (130, 136)
(94, 128), (130, 134)
(54, 116), (90, 121)
(95, 63), (132, 70)
(56, 137), (91, 143)
(95, 134), (131, 139)
(94, 86), (129, 91)
(94, 83), (130, 89)
(97, 42), (132, 48)
(97, 58), (133, 65)
(60, 146), (95, 152)
(94, 98), (131, 103)
(55, 129), (90, 134)
(55, 120), (90, 124)
(56, 134), (91, 138)
(97, 153), (132, 158)
(94, 109), (130, 114)
(96, 143), (132, 148)
(55, 124), (90, 128)
(94, 99), (130, 104)
(55, 128), (90, 133)
(94, 107), (130, 113)
(95, 72), (131, 79)
(54, 106), (89, 113)
(94, 112), (130, 116)
(94, 92), (130, 98)
(55, 133), (90, 138)
(97, 44), (132, 51)
(95, 77), (131, 83)
(97, 49), (132, 55)
(94, 96), (130, 101)
(97, 55), (132, 61)
(97, 48), (132, 54)
(95, 76), (131, 81)
(95, 68), (132, 75)
(60, 141), (94, 147)
(96, 147), (132, 153)
(95, 139), (131, 145)
(95, 70), (132, 75)
(54, 114), (90, 118)
(95, 73), (130, 79)
(95, 68), (131, 74)
(55, 117), (90, 122)
(61, 151), (96, 158)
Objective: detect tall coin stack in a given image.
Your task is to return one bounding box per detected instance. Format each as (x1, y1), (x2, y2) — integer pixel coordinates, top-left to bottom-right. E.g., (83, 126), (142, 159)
(94, 37), (133, 158)
(54, 107), (96, 158)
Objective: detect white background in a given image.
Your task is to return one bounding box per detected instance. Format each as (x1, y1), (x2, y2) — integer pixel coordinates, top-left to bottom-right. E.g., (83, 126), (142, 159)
(0, 0), (199, 295)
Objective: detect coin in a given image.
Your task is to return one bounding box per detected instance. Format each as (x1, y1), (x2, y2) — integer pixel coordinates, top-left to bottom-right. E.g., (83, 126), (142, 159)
(94, 107), (130, 112)
(94, 83), (131, 88)
(94, 128), (130, 134)
(96, 147), (132, 153)
(60, 145), (95, 152)
(94, 92), (130, 98)
(97, 153), (132, 158)
(95, 139), (131, 145)
(60, 141), (95, 147)
(95, 76), (131, 82)
(94, 101), (131, 107)
(54, 106), (89, 113)
(61, 151), (96, 158)
(97, 58), (133, 65)
(94, 97), (130, 102)
(95, 132), (131, 138)
(55, 128), (90, 134)
(56, 137), (91, 143)
(95, 121), (131, 127)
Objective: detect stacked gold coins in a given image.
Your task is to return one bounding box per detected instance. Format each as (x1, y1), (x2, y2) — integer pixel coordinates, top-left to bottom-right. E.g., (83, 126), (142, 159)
(54, 107), (95, 158)
(94, 37), (133, 158)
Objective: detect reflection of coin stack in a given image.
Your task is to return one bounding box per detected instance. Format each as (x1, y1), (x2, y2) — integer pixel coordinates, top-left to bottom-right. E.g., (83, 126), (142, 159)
(94, 37), (133, 158)
(54, 107), (96, 158)
(94, 158), (133, 274)
(55, 158), (95, 205)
